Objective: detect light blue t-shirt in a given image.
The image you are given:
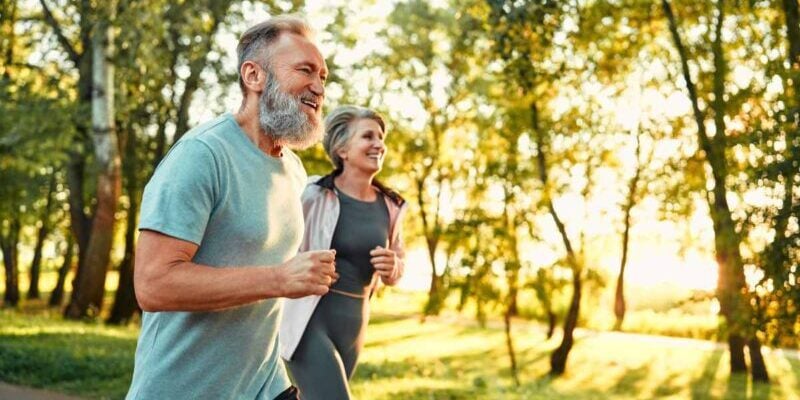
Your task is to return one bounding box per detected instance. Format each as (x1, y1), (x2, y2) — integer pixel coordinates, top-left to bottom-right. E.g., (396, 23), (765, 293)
(127, 113), (307, 400)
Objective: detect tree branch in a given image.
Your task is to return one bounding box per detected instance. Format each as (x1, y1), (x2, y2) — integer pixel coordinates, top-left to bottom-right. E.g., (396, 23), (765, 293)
(39, 0), (80, 65)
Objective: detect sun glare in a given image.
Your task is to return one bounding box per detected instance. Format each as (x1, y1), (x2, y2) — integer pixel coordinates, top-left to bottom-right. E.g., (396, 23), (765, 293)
(623, 252), (718, 291)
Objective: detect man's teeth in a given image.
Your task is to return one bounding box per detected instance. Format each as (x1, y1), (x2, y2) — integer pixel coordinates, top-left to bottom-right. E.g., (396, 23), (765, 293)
(301, 99), (317, 109)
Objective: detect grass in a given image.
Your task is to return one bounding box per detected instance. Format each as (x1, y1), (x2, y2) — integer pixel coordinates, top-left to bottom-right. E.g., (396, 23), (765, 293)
(0, 303), (138, 399)
(1, 289), (799, 399)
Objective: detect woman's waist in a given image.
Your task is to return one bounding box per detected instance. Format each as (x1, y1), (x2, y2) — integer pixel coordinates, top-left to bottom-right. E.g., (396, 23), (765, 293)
(330, 269), (375, 297)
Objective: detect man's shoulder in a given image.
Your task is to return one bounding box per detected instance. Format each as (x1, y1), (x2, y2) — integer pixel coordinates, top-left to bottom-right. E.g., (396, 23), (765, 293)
(281, 148), (303, 168)
(182, 113), (234, 138)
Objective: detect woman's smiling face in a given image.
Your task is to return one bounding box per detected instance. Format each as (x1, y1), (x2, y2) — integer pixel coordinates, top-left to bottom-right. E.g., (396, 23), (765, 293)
(340, 118), (387, 174)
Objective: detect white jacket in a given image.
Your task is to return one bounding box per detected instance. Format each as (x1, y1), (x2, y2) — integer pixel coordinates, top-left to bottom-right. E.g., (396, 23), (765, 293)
(279, 173), (408, 361)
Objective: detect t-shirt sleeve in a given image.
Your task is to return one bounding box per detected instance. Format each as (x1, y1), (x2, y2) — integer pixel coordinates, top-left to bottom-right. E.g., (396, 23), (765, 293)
(138, 139), (219, 245)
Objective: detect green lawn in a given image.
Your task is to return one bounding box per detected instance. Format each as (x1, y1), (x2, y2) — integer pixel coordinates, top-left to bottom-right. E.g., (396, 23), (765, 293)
(1, 291), (798, 399)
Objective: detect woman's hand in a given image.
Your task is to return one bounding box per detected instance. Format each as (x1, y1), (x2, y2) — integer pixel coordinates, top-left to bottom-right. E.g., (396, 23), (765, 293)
(370, 246), (400, 283)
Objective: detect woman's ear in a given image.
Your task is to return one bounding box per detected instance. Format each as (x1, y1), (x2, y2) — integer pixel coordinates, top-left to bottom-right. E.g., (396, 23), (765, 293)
(337, 145), (349, 161)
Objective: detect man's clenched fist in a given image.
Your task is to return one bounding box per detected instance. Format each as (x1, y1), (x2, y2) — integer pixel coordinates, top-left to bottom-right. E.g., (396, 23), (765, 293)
(280, 250), (338, 298)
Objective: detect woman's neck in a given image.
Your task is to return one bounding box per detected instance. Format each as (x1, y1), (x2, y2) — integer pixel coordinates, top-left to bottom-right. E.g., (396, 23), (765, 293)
(334, 168), (377, 201)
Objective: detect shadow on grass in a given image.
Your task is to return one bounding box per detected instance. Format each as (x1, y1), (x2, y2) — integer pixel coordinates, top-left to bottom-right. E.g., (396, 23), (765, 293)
(748, 378), (772, 400)
(609, 363), (651, 395)
(654, 371), (683, 397)
(369, 312), (414, 325)
(690, 348), (723, 400)
(365, 323), (464, 349)
(377, 386), (484, 400)
(720, 372), (773, 400)
(355, 346), (509, 381)
(366, 332), (434, 349)
(0, 332), (135, 399)
(785, 353), (800, 388)
(724, 373), (748, 399)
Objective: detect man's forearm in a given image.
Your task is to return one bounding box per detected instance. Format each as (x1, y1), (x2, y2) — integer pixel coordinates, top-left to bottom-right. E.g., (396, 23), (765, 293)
(136, 262), (288, 312)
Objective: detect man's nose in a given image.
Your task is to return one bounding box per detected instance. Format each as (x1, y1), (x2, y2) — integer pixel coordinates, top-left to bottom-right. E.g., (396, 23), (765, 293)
(309, 76), (325, 97)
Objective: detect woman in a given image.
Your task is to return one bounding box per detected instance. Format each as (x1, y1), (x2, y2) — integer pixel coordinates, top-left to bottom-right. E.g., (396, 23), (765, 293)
(280, 105), (408, 399)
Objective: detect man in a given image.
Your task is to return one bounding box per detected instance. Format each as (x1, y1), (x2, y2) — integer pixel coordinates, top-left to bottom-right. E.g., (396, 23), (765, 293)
(126, 16), (336, 400)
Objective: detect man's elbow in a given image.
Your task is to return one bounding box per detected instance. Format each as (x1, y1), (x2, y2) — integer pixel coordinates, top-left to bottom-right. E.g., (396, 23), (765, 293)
(134, 267), (169, 312)
(134, 279), (160, 312)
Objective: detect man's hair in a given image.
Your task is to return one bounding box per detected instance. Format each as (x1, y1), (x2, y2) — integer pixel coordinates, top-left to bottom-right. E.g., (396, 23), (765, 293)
(236, 15), (313, 92)
(323, 105), (386, 172)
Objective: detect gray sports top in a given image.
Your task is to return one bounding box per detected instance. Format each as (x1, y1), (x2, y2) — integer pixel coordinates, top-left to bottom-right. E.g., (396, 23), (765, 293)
(329, 189), (390, 296)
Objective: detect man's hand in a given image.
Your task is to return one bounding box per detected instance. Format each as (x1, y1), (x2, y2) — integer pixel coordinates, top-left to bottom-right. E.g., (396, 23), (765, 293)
(280, 250), (338, 298)
(370, 246), (399, 282)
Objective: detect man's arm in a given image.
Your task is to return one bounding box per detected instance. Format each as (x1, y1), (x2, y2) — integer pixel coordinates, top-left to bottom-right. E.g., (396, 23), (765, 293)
(134, 230), (337, 312)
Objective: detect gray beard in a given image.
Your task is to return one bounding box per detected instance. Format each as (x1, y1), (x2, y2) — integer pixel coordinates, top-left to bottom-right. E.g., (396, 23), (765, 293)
(258, 74), (322, 150)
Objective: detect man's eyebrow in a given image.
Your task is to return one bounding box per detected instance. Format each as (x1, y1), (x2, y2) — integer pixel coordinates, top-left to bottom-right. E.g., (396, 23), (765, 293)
(296, 61), (323, 70)
(298, 61), (328, 74)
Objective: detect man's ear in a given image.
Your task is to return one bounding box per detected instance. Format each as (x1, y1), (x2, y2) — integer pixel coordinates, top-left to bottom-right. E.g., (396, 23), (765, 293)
(240, 60), (265, 93)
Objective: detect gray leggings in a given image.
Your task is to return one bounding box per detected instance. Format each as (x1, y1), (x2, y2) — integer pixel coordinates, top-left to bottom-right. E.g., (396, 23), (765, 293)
(285, 291), (369, 400)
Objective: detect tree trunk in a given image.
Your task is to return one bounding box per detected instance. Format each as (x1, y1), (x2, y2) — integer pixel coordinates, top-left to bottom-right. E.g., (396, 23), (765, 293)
(546, 310), (556, 339)
(748, 337), (769, 382)
(49, 236), (74, 307)
(28, 173), (57, 299)
(27, 224), (47, 300)
(419, 174), (445, 317)
(106, 218), (138, 324)
(727, 334), (747, 373)
(551, 270), (582, 375)
(529, 101), (584, 376)
(504, 301), (520, 386)
(1, 218), (21, 307)
(65, 19), (121, 319)
(614, 199), (632, 331)
(424, 235), (442, 315)
(108, 123), (141, 324)
(614, 133), (642, 331)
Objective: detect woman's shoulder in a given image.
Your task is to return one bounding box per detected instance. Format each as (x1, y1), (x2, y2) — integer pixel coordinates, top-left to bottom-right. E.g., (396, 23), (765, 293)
(301, 173), (334, 202)
(373, 180), (405, 207)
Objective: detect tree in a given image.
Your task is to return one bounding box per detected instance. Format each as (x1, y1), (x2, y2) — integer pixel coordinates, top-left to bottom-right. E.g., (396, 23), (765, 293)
(27, 172), (57, 299)
(485, 0), (601, 376)
(746, 0), (800, 351)
(1, 0), (72, 307)
(661, 0), (768, 381)
(375, 0), (484, 316)
(49, 233), (75, 307)
(63, 5), (121, 319)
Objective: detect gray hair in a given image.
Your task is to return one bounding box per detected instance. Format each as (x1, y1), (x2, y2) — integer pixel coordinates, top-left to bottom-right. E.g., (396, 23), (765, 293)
(323, 105), (386, 171)
(236, 15), (313, 92)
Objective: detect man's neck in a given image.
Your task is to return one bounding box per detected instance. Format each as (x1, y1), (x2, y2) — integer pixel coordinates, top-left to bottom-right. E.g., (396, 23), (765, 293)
(234, 101), (283, 158)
